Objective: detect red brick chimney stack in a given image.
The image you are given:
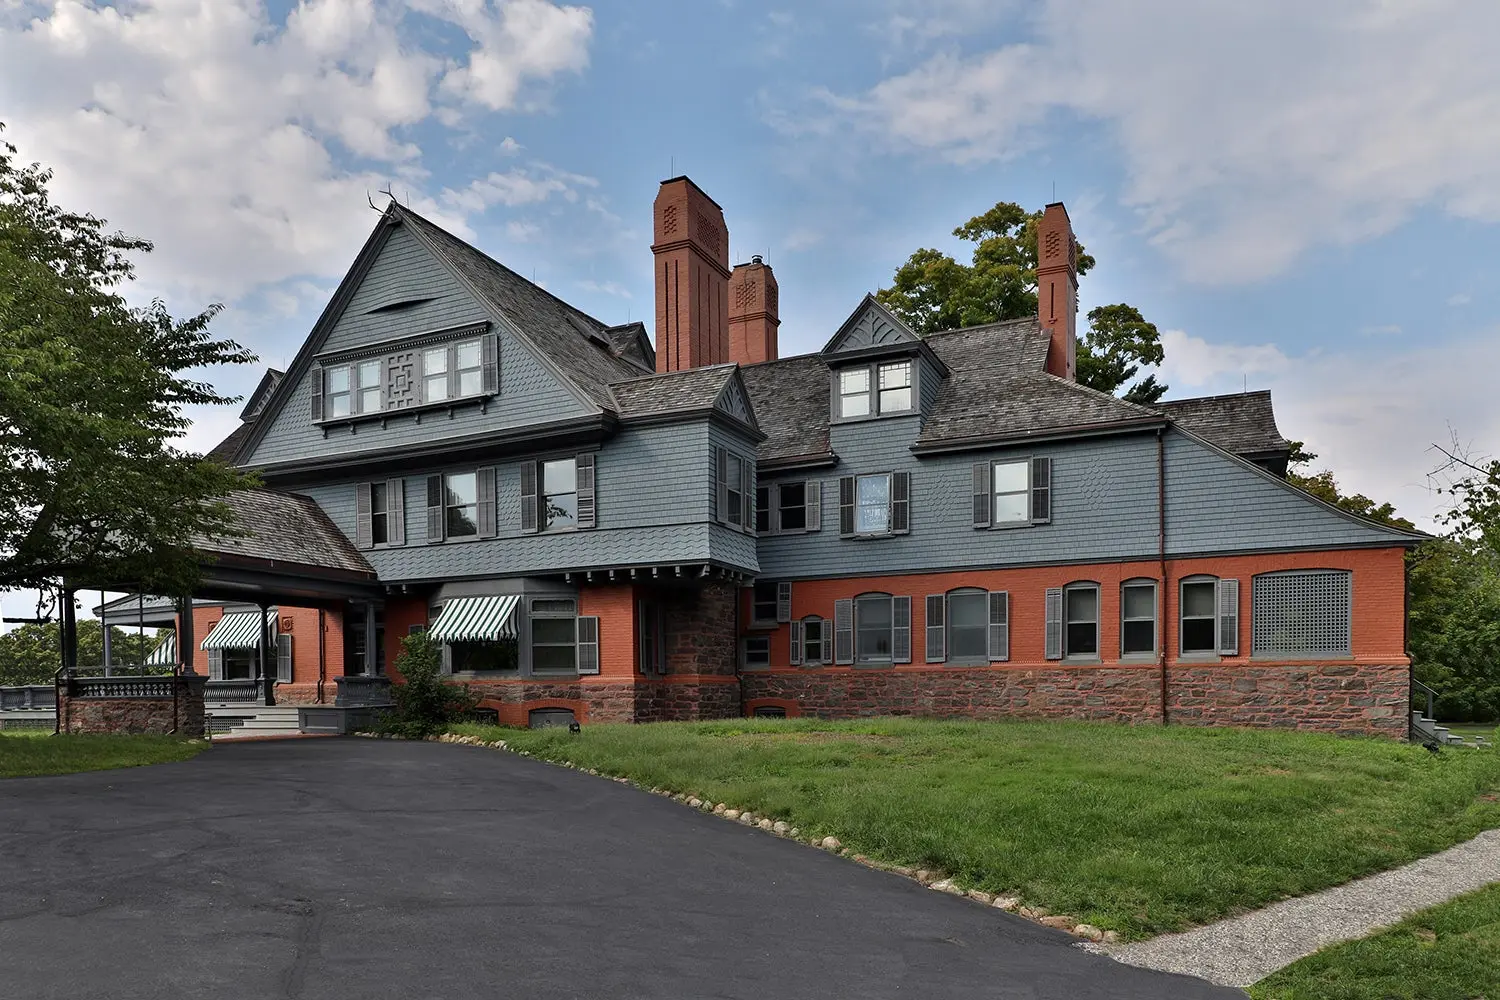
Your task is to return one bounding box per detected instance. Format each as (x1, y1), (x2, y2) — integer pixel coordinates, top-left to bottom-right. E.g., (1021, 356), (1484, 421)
(1037, 202), (1078, 381)
(651, 177), (731, 373)
(727, 255), (780, 365)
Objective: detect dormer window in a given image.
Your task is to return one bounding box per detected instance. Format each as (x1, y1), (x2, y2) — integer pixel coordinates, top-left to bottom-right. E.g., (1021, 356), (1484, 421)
(310, 325), (496, 425)
(423, 346), (449, 402)
(835, 360), (917, 420)
(327, 366), (352, 417)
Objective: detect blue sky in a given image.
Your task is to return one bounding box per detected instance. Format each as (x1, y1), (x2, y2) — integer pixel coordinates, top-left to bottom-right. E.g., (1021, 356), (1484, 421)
(3, 0), (1500, 633)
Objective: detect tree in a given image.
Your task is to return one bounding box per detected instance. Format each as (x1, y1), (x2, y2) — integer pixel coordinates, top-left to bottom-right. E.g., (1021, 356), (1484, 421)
(876, 201), (1168, 403)
(378, 631), (477, 737)
(0, 125), (256, 600)
(0, 619), (163, 686)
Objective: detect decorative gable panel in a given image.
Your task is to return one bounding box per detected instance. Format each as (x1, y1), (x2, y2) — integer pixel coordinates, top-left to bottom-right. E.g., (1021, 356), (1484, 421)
(822, 295), (920, 356)
(714, 374), (756, 427)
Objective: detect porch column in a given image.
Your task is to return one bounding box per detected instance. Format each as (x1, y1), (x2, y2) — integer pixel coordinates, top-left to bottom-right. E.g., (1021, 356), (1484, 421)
(100, 591), (112, 676)
(177, 597), (195, 674)
(259, 603), (274, 706)
(364, 601), (379, 676)
(59, 585), (78, 673)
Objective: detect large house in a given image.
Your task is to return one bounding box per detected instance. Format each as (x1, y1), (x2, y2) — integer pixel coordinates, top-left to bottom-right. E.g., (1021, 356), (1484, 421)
(173, 177), (1421, 736)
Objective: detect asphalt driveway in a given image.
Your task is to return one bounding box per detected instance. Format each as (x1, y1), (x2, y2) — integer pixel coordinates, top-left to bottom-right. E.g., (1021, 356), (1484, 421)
(0, 738), (1241, 999)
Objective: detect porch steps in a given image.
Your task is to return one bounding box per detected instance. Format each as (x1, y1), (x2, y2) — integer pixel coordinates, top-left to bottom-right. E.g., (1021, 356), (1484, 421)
(1410, 710), (1475, 748)
(206, 705), (304, 740)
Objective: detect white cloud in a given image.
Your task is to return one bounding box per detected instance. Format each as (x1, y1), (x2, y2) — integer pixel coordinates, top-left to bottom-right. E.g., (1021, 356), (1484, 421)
(1157, 325), (1500, 530)
(833, 0), (1500, 283)
(441, 164), (589, 212)
(0, 0), (594, 303)
(1448, 292), (1472, 306)
(576, 279), (630, 298)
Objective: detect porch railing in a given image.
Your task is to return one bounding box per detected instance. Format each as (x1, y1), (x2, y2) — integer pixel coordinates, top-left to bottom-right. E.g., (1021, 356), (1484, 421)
(68, 676), (181, 700)
(205, 679), (263, 704)
(336, 675), (394, 708)
(0, 686), (56, 711)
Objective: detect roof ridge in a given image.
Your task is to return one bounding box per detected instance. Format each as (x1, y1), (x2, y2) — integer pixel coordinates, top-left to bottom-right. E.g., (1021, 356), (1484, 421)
(922, 316), (1040, 340)
(1157, 389), (1273, 406)
(1035, 371), (1164, 417)
(609, 363), (736, 387)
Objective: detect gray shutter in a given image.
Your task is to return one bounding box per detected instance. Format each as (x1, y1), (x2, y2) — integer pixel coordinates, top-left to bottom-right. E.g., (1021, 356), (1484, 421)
(208, 648), (223, 681)
(577, 616), (600, 675)
(355, 482), (373, 549)
(891, 471), (911, 534)
(833, 598), (854, 665)
(839, 476), (855, 536)
(481, 332), (499, 394)
(972, 462), (991, 528)
(776, 582), (792, 624)
(309, 367), (325, 421)
(576, 453), (596, 529)
(925, 594), (945, 663)
(387, 478), (406, 546)
(425, 475), (444, 543)
(789, 620), (803, 666)
(1030, 456), (1052, 523)
(741, 457), (754, 534)
(476, 466), (497, 538)
(520, 460), (539, 534)
(989, 591), (1010, 662)
(276, 633), (293, 683)
(715, 447), (728, 523)
(446, 343), (459, 400)
(893, 596), (912, 664)
(1218, 579), (1240, 655)
(805, 480), (822, 532)
(441, 643), (452, 675)
(1044, 587), (1063, 660)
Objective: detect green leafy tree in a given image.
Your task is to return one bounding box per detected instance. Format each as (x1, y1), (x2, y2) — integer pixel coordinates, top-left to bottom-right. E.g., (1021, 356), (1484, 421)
(0, 125), (256, 600)
(0, 619), (162, 685)
(1408, 540), (1500, 722)
(877, 201), (1168, 403)
(380, 631), (478, 737)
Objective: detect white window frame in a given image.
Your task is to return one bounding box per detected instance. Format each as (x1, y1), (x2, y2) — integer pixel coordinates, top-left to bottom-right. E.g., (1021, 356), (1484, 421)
(992, 459), (1031, 526)
(445, 472), (479, 539)
(1180, 576), (1220, 656)
(356, 358), (383, 414)
(540, 457), (578, 532)
(855, 473), (892, 535)
(1120, 579), (1157, 657)
(877, 360), (913, 413)
(422, 346), (449, 403)
(944, 588), (990, 663)
(454, 338), (483, 398)
(854, 593), (894, 665)
(801, 616), (826, 665)
(326, 364), (353, 418)
(1063, 582), (1100, 660)
(838, 367), (872, 418)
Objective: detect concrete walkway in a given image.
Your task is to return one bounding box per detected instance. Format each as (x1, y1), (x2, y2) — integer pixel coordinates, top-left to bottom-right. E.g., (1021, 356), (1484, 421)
(1096, 827), (1500, 988)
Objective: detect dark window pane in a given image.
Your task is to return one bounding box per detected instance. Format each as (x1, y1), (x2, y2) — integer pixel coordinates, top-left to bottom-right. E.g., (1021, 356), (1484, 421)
(1182, 581), (1216, 618)
(447, 505), (478, 538)
(755, 487), (770, 532)
(778, 482), (806, 531)
(1066, 622), (1098, 656)
(531, 618), (576, 643)
(1122, 584), (1154, 620)
(451, 638), (518, 672)
(856, 596), (892, 661)
(532, 645), (576, 673)
(744, 637), (770, 667)
(1123, 620), (1155, 654)
(371, 511), (388, 545)
(753, 582), (778, 622)
(1182, 618), (1216, 652)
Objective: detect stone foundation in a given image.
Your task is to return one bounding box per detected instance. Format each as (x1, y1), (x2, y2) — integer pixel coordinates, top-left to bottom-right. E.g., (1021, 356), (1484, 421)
(1167, 662), (1409, 738)
(57, 674), (206, 737)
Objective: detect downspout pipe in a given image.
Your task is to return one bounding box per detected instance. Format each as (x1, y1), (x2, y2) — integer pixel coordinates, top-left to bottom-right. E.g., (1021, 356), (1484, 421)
(1158, 428), (1169, 727)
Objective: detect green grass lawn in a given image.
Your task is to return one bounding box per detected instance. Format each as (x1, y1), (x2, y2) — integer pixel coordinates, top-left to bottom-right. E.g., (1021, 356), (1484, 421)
(1444, 723), (1497, 742)
(1251, 882), (1500, 1000)
(451, 718), (1500, 939)
(0, 731), (207, 778)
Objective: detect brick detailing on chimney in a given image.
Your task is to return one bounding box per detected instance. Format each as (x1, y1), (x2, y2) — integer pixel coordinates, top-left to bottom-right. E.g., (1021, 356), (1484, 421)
(1038, 202), (1078, 381)
(728, 255), (780, 365)
(652, 177), (731, 373)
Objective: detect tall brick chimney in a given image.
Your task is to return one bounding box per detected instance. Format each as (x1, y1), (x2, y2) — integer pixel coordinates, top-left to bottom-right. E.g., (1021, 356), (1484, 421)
(1037, 202), (1078, 381)
(728, 255), (779, 365)
(652, 177), (731, 373)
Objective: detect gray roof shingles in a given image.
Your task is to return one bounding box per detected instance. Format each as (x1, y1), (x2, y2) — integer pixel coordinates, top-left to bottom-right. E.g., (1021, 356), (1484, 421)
(1154, 391), (1290, 457)
(610, 364), (738, 418)
(740, 353), (834, 463)
(196, 490), (374, 577)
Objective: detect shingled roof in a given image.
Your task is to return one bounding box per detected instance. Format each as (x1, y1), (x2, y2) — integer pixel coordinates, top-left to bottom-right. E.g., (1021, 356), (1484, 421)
(194, 490), (374, 578)
(610, 364), (739, 419)
(1155, 390), (1290, 458)
(740, 354), (835, 465)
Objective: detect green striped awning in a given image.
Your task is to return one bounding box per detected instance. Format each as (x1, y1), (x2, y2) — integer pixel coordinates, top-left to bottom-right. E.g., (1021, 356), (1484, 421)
(200, 612), (264, 651)
(428, 595), (520, 643)
(145, 632), (177, 665)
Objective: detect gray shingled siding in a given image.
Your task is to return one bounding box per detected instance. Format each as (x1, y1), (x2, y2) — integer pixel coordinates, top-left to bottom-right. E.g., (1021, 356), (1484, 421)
(242, 227), (588, 469)
(918, 354), (945, 418)
(295, 418), (758, 582)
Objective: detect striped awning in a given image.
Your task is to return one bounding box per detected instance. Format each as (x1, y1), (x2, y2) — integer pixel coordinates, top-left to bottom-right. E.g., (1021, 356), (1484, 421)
(428, 595), (520, 643)
(145, 632), (177, 665)
(200, 612), (265, 651)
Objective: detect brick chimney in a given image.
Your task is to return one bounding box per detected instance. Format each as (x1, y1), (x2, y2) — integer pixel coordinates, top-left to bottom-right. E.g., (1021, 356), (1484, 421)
(728, 255), (779, 365)
(1037, 202), (1078, 381)
(652, 177), (731, 373)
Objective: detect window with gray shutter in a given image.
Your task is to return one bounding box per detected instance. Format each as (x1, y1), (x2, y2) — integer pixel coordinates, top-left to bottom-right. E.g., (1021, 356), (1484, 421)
(838, 476), (855, 536)
(741, 455), (753, 534)
(276, 633), (293, 683)
(1031, 457), (1052, 523)
(355, 483), (373, 549)
(208, 648), (224, 681)
(387, 478), (406, 546)
(577, 616), (600, 675)
(481, 332), (499, 394)
(1218, 578), (1241, 655)
(805, 480), (822, 532)
(775, 582), (793, 623)
(1044, 587), (1063, 660)
(520, 460), (539, 534)
(891, 471), (911, 534)
(425, 475), (444, 543)
(893, 596), (912, 663)
(833, 598), (854, 664)
(715, 447), (728, 523)
(972, 462), (991, 528)
(575, 453), (596, 529)
(925, 594), (945, 662)
(309, 367), (325, 421)
(989, 591), (1010, 661)
(476, 466), (497, 538)
(789, 620), (803, 666)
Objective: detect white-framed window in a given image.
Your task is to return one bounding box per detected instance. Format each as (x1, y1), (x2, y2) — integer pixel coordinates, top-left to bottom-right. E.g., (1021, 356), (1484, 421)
(992, 459), (1030, 524)
(327, 365), (352, 418)
(455, 339), (483, 397)
(946, 589), (989, 661)
(445, 472), (478, 539)
(423, 346), (449, 402)
(802, 617), (826, 664)
(370, 482), (389, 545)
(1180, 577), (1219, 654)
(530, 598), (579, 675)
(877, 360), (913, 413)
(1121, 579), (1157, 656)
(357, 359), (383, 414)
(541, 458), (578, 531)
(838, 367), (871, 417)
(855, 593), (893, 663)
(1252, 570), (1351, 657)
(856, 474), (891, 534)
(1064, 583), (1100, 658)
(743, 635), (771, 668)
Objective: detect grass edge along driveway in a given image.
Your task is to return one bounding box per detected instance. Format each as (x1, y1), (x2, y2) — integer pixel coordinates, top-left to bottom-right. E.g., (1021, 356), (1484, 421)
(452, 717), (1500, 941)
(0, 732), (207, 778)
(1250, 881), (1500, 1000)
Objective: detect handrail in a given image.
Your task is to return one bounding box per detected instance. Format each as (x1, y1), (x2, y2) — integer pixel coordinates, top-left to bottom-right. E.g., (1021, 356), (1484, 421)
(1412, 678), (1438, 720)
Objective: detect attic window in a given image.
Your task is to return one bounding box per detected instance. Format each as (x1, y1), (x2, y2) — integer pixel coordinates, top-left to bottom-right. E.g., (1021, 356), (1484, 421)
(365, 297), (436, 314)
(836, 360), (916, 419)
